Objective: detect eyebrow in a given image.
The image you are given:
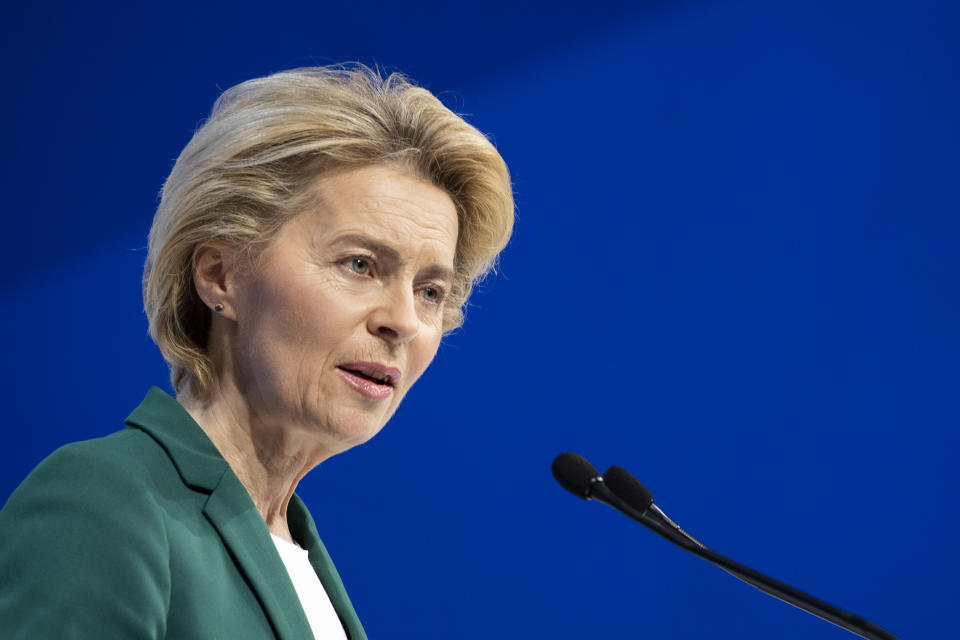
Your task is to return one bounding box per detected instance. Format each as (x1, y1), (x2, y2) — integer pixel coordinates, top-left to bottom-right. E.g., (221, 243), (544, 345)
(334, 233), (455, 283)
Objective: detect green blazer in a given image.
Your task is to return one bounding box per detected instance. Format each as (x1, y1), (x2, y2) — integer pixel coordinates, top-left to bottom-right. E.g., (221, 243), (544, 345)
(0, 387), (368, 640)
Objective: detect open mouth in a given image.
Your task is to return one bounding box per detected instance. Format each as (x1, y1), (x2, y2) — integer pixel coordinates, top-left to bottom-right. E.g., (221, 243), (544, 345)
(336, 362), (400, 401)
(336, 362), (400, 387)
(338, 367), (394, 386)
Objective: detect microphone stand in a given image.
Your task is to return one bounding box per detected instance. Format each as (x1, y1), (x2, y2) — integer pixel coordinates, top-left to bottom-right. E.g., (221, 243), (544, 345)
(587, 479), (899, 640)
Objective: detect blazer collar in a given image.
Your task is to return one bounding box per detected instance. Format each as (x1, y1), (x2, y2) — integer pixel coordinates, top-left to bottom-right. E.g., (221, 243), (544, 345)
(124, 386), (228, 490)
(124, 387), (363, 640)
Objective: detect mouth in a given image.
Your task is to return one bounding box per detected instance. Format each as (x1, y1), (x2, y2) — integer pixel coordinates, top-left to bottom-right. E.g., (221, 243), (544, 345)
(336, 362), (401, 387)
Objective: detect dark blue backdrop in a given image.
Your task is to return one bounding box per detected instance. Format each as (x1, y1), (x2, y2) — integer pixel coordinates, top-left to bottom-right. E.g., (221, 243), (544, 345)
(3, 1), (956, 637)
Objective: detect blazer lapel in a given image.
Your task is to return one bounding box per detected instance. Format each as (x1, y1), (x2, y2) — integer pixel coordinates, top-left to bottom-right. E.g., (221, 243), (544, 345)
(126, 388), (315, 640)
(203, 467), (315, 640)
(289, 495), (368, 640)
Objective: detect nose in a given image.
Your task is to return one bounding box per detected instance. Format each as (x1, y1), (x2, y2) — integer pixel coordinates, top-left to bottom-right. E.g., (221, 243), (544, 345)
(368, 285), (420, 346)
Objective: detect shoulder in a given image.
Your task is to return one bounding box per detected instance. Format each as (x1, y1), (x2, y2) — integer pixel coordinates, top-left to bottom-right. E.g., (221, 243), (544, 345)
(4, 427), (176, 513)
(21, 425), (170, 473)
(0, 428), (175, 637)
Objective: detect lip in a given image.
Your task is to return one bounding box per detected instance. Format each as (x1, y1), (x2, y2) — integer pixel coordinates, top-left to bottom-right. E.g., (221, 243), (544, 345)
(338, 361), (401, 385)
(336, 361), (401, 400)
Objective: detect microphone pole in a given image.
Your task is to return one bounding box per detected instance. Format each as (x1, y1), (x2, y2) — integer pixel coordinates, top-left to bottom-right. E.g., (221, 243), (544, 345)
(552, 453), (899, 640)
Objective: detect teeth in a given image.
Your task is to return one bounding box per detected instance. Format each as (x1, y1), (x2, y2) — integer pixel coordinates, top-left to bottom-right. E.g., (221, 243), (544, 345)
(341, 366), (393, 385)
(363, 370), (389, 384)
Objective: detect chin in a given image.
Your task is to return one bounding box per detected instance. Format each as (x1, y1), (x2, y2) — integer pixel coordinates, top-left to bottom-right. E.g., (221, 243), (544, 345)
(314, 414), (389, 451)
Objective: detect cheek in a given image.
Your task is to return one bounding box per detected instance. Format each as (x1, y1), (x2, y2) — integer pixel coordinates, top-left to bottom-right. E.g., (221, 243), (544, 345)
(235, 279), (322, 380)
(246, 288), (304, 349)
(245, 267), (337, 336)
(409, 332), (443, 382)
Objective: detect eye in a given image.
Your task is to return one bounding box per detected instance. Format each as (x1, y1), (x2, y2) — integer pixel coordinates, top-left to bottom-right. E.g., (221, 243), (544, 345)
(420, 285), (445, 304)
(347, 257), (371, 275)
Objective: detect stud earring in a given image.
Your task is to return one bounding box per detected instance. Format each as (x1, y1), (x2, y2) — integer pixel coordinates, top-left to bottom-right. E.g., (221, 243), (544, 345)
(213, 303), (224, 313)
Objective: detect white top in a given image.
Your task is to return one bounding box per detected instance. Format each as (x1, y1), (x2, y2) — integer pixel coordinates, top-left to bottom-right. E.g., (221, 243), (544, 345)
(270, 534), (348, 640)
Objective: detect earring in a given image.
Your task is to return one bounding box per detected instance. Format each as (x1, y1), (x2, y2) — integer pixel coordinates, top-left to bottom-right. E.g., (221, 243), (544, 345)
(213, 303), (224, 313)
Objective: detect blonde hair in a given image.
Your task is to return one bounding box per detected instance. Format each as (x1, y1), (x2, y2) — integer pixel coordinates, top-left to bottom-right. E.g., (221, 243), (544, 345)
(144, 64), (514, 397)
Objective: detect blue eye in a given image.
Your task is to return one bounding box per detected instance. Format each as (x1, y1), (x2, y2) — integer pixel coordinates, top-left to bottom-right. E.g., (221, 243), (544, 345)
(421, 286), (443, 303)
(348, 258), (370, 275)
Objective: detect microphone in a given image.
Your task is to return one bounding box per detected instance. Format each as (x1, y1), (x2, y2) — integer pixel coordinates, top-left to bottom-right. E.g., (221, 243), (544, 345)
(550, 451), (604, 500)
(551, 452), (682, 542)
(551, 453), (899, 640)
(604, 465), (705, 549)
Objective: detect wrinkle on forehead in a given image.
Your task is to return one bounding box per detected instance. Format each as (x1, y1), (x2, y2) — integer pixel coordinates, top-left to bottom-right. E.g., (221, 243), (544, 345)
(306, 165), (459, 265)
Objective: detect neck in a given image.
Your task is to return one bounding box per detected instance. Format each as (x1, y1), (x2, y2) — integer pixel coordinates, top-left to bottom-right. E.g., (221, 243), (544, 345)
(177, 380), (334, 543)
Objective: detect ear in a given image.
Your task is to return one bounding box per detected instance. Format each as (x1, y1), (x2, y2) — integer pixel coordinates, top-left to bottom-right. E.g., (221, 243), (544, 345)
(192, 241), (239, 321)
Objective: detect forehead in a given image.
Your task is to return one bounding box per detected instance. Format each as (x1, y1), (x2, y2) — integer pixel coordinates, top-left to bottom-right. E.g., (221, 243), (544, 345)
(305, 165), (459, 260)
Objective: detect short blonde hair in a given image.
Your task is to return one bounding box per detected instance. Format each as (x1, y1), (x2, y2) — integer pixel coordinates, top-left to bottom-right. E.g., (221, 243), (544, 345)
(144, 64), (514, 397)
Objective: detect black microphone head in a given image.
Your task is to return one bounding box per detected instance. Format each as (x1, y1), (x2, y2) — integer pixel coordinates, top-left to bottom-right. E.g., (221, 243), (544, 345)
(552, 452), (601, 499)
(603, 465), (654, 512)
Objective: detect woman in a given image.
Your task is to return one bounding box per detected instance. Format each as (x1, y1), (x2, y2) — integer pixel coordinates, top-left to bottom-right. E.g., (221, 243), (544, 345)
(0, 65), (513, 639)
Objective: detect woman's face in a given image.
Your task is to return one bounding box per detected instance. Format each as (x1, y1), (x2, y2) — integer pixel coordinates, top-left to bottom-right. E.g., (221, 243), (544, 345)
(226, 165), (458, 452)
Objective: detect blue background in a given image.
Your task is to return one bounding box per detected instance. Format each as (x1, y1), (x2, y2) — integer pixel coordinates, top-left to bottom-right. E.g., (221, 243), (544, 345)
(3, 1), (956, 637)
